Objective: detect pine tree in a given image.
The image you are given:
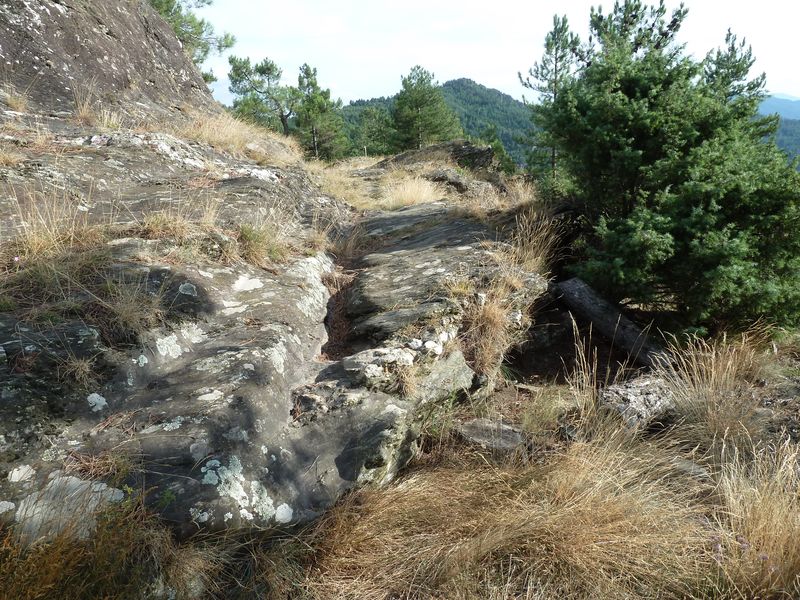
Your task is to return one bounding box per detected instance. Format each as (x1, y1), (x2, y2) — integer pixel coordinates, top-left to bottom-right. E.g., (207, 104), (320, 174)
(519, 15), (578, 187)
(295, 64), (350, 160)
(392, 66), (462, 150)
(355, 106), (396, 156)
(148, 0), (234, 82)
(530, 0), (800, 327)
(227, 56), (300, 136)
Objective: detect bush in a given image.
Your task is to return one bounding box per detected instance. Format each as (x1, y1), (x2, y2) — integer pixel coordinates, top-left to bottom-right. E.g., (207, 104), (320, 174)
(530, 2), (800, 328)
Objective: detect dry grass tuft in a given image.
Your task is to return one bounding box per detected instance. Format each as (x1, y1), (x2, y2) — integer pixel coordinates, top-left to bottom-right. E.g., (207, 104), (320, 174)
(170, 111), (302, 166)
(236, 216), (292, 267)
(71, 80), (97, 126)
(459, 289), (522, 377)
(655, 329), (770, 458)
(97, 107), (123, 130)
(87, 276), (167, 344)
(63, 448), (136, 484)
(0, 496), (176, 600)
(56, 354), (98, 389)
(711, 439), (800, 598)
(304, 431), (709, 600)
(310, 161), (375, 209)
(1, 82), (30, 112)
(137, 210), (193, 242)
(0, 144), (24, 167)
(380, 174), (445, 209)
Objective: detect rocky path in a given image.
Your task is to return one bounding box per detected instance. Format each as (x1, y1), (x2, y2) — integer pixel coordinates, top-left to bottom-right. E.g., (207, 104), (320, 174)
(0, 108), (546, 539)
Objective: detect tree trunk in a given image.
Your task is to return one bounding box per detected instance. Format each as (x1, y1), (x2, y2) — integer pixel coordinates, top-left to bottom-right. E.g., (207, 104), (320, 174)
(552, 278), (667, 368)
(280, 113), (290, 137)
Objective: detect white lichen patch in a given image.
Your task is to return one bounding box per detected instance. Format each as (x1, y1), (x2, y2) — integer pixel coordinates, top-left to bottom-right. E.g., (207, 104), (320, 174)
(162, 416), (185, 431)
(275, 503), (293, 524)
(135, 354), (149, 367)
(87, 392), (107, 412)
(223, 427), (249, 443)
(0, 501), (15, 514)
(232, 275), (263, 292)
(264, 342), (288, 375)
(181, 323), (207, 344)
(189, 507), (210, 523)
(250, 481), (276, 520)
(8, 465), (35, 483)
(200, 457), (278, 523)
(196, 389), (224, 402)
(190, 440), (210, 462)
(156, 334), (183, 358)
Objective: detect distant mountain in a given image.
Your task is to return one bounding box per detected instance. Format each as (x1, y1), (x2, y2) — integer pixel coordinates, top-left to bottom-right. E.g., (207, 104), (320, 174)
(342, 79), (532, 164)
(760, 96), (800, 120)
(440, 79), (530, 165)
(776, 118), (800, 159)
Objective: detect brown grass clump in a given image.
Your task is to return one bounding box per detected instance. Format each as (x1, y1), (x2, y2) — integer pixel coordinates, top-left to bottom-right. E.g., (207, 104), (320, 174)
(309, 161), (376, 210)
(711, 439), (800, 598)
(0, 144), (24, 167)
(459, 289), (522, 377)
(1, 82), (30, 112)
(0, 496), (174, 600)
(380, 174), (445, 209)
(303, 431), (709, 600)
(71, 80), (97, 126)
(171, 111), (301, 166)
(655, 329), (770, 459)
(236, 217), (292, 267)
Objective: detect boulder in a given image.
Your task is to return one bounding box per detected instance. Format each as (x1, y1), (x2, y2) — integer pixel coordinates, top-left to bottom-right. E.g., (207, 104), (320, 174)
(457, 418), (527, 454)
(600, 376), (675, 428)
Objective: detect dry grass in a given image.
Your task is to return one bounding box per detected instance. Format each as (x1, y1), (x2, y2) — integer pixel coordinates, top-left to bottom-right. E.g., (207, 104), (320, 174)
(0, 144), (24, 167)
(309, 161), (375, 209)
(712, 439), (800, 598)
(236, 213), (293, 267)
(303, 431), (709, 600)
(87, 276), (167, 343)
(71, 80), (97, 126)
(97, 107), (123, 130)
(170, 111), (301, 166)
(459, 289), (524, 377)
(655, 329), (770, 459)
(56, 354), (98, 389)
(0, 496), (169, 600)
(1, 81), (30, 112)
(0, 184), (105, 264)
(380, 174), (445, 209)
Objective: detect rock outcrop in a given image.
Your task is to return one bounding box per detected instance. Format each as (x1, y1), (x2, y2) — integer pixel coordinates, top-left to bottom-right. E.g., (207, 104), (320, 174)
(0, 0), (213, 118)
(0, 2), (548, 541)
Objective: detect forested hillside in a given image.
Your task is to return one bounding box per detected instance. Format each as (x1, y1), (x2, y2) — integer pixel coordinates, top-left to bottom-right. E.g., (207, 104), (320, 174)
(777, 118), (800, 158)
(761, 96), (800, 120)
(440, 79), (530, 164)
(342, 79), (529, 163)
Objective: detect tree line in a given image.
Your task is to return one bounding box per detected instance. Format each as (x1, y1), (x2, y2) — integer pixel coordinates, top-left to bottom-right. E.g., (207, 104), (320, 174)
(152, 0), (800, 330)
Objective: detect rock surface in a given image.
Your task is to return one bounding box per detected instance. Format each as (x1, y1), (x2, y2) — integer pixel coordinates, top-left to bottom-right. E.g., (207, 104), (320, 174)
(0, 2), (548, 541)
(0, 0), (212, 118)
(457, 418), (527, 454)
(600, 376), (675, 428)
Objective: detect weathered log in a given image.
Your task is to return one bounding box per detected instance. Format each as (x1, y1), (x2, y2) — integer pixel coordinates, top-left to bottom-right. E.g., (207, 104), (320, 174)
(551, 278), (667, 368)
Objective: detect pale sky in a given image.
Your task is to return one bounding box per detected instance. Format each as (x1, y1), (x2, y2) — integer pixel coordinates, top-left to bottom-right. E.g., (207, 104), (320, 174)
(197, 0), (800, 106)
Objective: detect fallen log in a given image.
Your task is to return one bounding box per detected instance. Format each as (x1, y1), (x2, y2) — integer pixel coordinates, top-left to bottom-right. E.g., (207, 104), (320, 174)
(551, 278), (667, 368)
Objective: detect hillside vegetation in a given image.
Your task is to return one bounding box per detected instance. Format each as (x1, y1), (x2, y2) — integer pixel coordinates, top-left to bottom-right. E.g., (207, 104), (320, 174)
(2, 1), (800, 599)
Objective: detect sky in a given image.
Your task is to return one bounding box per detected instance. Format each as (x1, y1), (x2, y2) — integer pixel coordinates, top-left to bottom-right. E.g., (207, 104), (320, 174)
(197, 0), (800, 106)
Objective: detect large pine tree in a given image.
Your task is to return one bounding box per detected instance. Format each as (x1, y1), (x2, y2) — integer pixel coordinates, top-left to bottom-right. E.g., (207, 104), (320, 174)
(529, 0), (800, 328)
(392, 66), (462, 150)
